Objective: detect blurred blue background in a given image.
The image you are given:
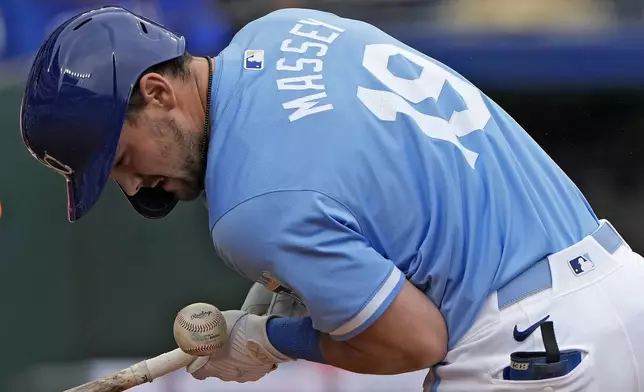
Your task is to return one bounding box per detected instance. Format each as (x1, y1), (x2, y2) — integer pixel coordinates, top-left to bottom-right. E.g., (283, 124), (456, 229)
(2, 1), (644, 391)
(4, 0), (644, 89)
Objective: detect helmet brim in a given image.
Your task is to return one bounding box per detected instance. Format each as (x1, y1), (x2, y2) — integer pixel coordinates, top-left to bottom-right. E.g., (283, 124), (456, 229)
(66, 137), (118, 222)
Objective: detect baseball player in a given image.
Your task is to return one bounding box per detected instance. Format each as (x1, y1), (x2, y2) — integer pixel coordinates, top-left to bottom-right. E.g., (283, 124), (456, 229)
(20, 6), (644, 391)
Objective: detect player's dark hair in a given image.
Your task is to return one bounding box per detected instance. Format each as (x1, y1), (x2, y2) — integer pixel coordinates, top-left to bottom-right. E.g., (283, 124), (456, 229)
(126, 51), (194, 121)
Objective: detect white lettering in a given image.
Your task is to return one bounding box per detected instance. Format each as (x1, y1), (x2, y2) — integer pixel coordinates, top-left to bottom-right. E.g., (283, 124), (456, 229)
(280, 39), (328, 57)
(299, 18), (345, 33)
(277, 75), (326, 91)
(276, 19), (347, 121)
(290, 23), (340, 44)
(277, 58), (323, 73)
(283, 92), (334, 122)
(357, 44), (491, 168)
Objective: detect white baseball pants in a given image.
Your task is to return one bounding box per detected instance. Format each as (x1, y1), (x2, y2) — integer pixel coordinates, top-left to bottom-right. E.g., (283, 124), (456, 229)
(424, 220), (644, 391)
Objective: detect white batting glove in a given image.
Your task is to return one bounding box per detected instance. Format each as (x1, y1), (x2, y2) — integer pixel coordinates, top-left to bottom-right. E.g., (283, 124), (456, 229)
(266, 289), (309, 318)
(187, 310), (293, 382)
(241, 282), (275, 316)
(241, 282), (309, 318)
(186, 283), (308, 383)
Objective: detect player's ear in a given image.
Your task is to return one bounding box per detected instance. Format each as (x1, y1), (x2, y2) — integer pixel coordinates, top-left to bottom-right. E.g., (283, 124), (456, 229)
(138, 73), (177, 112)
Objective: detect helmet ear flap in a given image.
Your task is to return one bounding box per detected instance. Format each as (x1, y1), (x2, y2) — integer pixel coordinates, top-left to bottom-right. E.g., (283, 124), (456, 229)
(118, 184), (179, 219)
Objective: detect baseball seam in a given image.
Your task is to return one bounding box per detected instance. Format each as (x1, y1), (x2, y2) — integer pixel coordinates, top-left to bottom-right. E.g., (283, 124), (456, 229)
(181, 342), (225, 354)
(176, 313), (222, 333)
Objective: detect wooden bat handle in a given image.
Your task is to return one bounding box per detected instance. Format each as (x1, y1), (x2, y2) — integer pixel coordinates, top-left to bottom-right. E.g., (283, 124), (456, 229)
(62, 349), (196, 392)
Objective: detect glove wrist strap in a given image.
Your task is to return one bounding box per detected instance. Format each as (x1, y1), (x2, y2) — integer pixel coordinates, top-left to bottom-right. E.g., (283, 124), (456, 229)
(265, 316), (326, 364)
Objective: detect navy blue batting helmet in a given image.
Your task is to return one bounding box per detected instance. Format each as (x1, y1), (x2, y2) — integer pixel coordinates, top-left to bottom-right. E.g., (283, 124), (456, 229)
(20, 6), (185, 222)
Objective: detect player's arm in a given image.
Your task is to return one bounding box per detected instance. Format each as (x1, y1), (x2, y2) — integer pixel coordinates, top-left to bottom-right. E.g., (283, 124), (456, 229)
(212, 191), (448, 375)
(317, 279), (447, 374)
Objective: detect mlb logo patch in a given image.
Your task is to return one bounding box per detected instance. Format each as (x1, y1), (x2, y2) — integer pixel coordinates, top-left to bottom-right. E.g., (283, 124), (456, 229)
(244, 50), (264, 70)
(568, 254), (595, 276)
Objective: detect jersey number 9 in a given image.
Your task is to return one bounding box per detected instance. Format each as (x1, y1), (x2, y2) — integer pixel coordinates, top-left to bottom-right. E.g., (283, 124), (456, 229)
(357, 44), (491, 169)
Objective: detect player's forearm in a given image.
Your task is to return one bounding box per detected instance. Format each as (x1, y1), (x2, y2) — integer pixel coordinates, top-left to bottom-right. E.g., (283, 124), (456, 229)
(318, 333), (431, 375)
(266, 316), (439, 375)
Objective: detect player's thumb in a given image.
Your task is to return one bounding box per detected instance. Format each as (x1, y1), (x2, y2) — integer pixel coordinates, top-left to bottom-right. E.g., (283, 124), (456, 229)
(241, 282), (274, 315)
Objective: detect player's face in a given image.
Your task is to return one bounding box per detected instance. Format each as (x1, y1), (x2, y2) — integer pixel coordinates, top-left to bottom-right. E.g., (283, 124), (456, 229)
(110, 109), (203, 201)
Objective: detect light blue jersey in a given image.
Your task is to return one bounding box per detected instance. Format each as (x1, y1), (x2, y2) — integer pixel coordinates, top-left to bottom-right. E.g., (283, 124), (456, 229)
(205, 8), (599, 348)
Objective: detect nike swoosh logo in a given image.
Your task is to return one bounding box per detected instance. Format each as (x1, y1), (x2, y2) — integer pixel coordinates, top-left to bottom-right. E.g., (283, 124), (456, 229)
(513, 315), (550, 342)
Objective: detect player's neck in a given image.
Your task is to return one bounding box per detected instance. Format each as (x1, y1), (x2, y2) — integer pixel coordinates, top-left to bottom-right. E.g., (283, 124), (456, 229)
(190, 57), (214, 120)
(175, 56), (215, 159)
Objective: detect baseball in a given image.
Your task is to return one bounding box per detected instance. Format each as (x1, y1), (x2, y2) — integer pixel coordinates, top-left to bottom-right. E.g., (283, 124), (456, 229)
(173, 302), (228, 357)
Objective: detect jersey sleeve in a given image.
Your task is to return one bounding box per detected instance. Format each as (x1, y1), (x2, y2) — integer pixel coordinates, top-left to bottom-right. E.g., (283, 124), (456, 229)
(211, 190), (405, 341)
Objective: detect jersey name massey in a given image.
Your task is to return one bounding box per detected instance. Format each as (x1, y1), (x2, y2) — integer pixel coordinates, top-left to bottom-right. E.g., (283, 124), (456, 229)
(274, 18), (346, 122)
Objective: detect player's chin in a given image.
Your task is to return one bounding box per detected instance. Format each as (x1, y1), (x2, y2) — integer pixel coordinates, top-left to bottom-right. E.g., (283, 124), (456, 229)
(163, 177), (203, 201)
(173, 186), (203, 201)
